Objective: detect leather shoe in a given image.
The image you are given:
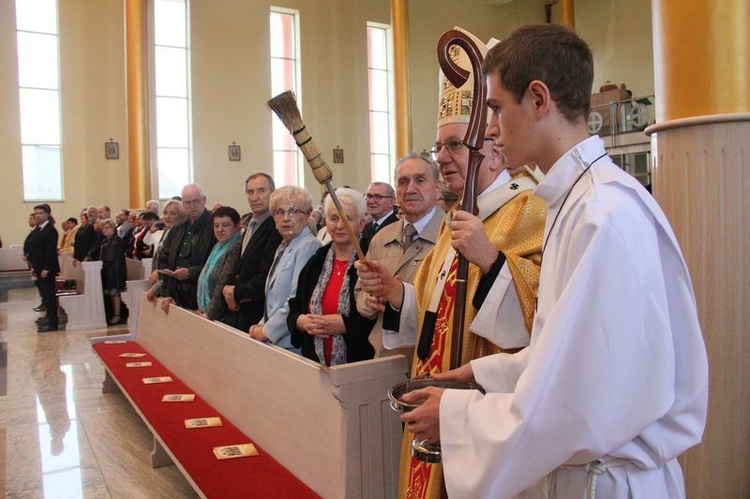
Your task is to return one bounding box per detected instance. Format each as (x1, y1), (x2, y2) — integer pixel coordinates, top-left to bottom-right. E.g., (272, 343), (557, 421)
(35, 317), (48, 324)
(37, 324), (58, 333)
(33, 305), (46, 312)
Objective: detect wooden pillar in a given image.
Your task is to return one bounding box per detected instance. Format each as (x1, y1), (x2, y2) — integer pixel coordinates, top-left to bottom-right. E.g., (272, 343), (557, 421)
(391, 0), (412, 157)
(125, 0), (151, 208)
(558, 0), (575, 28)
(647, 1), (750, 497)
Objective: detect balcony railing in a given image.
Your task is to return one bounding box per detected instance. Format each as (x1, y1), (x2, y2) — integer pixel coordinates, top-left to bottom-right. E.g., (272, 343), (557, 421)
(589, 94), (655, 188)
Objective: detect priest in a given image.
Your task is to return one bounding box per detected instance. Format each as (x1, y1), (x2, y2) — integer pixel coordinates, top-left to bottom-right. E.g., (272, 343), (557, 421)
(357, 27), (546, 498)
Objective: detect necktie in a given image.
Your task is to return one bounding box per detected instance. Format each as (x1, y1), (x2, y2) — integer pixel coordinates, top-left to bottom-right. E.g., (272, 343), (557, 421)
(403, 223), (417, 251)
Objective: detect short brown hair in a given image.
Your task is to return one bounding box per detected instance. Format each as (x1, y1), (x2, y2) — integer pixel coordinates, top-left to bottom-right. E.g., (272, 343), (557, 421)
(483, 24), (593, 122)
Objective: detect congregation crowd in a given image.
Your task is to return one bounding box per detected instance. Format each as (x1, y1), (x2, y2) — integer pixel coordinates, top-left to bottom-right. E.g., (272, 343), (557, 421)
(24, 157), (457, 368)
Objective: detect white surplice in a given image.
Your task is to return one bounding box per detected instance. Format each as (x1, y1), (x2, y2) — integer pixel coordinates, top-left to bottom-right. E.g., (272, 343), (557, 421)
(440, 136), (708, 498)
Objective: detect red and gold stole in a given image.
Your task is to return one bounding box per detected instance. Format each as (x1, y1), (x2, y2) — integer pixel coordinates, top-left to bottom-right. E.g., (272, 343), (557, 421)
(398, 179), (546, 499)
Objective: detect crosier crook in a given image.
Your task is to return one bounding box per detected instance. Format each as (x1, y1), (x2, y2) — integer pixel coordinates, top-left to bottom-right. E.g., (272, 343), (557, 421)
(437, 29), (488, 370)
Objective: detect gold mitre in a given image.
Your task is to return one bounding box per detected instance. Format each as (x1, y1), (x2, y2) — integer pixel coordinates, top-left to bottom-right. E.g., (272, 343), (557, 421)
(437, 27), (500, 129)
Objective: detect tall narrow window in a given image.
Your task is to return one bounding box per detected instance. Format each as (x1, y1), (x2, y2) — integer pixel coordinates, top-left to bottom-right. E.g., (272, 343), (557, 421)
(270, 8), (301, 186)
(16, 0), (63, 201)
(366, 23), (394, 183)
(153, 0), (191, 199)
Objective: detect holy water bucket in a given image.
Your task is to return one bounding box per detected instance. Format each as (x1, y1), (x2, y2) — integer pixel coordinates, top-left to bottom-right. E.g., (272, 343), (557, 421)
(388, 376), (484, 463)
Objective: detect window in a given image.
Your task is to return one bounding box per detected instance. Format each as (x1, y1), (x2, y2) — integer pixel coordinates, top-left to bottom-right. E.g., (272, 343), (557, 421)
(270, 8), (302, 186)
(16, 0), (63, 201)
(366, 23), (395, 184)
(153, 0), (191, 199)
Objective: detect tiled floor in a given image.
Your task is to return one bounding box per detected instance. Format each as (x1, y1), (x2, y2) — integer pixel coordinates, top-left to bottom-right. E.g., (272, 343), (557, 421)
(0, 286), (197, 498)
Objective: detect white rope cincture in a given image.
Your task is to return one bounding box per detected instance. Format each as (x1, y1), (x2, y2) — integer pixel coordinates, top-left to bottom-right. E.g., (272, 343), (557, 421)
(542, 457), (633, 499)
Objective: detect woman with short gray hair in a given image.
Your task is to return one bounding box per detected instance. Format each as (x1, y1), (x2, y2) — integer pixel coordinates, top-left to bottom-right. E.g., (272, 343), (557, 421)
(248, 186), (321, 351)
(288, 188), (375, 365)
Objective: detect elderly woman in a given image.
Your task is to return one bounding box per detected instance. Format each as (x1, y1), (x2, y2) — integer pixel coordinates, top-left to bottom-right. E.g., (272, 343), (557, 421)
(152, 200), (186, 264)
(98, 218), (126, 325)
(288, 188), (375, 365)
(148, 200), (186, 288)
(248, 186), (321, 351)
(194, 206), (242, 323)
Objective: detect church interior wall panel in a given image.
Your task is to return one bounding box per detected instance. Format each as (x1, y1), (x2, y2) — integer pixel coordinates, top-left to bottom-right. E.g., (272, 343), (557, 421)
(652, 120), (750, 498)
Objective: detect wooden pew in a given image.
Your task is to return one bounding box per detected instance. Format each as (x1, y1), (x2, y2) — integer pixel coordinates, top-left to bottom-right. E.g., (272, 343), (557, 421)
(0, 246), (29, 272)
(121, 257), (153, 330)
(125, 257), (152, 281)
(58, 252), (78, 280)
(92, 293), (408, 498)
(59, 260), (107, 331)
(0, 247), (32, 291)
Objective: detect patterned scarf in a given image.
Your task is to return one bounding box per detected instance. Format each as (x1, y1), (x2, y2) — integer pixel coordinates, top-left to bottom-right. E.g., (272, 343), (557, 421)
(309, 246), (354, 366)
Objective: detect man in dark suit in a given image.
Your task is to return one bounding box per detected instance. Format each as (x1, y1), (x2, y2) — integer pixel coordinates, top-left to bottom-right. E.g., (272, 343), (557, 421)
(360, 181), (398, 253)
(223, 173), (282, 332)
(73, 206), (98, 261)
(29, 204), (60, 332)
(153, 183), (216, 311)
(22, 212), (45, 311)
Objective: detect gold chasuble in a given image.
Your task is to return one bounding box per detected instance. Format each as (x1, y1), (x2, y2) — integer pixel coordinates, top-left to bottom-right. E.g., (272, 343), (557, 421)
(399, 181), (546, 499)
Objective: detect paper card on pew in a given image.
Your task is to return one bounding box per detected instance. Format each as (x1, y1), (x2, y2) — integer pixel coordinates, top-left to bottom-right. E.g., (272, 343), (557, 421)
(213, 443), (259, 460)
(104, 340), (127, 344)
(185, 417), (223, 429)
(126, 361), (152, 368)
(143, 376), (173, 384)
(119, 352), (147, 358)
(162, 394), (195, 402)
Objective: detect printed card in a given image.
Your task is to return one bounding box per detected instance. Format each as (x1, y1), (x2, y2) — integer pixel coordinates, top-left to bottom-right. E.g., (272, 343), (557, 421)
(119, 353), (147, 358)
(142, 376), (173, 384)
(185, 417), (223, 429)
(126, 361), (152, 368)
(161, 394), (196, 402)
(213, 443), (259, 460)
(104, 340), (127, 344)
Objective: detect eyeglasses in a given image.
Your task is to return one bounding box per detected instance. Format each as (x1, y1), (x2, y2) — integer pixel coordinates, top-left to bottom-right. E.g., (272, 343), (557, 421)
(430, 139), (465, 161)
(182, 198), (202, 207)
(365, 194), (394, 202)
(273, 207), (305, 217)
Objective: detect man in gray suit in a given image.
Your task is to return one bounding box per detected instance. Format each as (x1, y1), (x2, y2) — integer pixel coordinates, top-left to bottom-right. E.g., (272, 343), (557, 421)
(355, 153), (444, 361)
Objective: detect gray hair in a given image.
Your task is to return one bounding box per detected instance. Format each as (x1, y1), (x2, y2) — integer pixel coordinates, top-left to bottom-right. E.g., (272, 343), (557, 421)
(245, 172), (275, 192)
(394, 153), (440, 182)
(182, 183), (206, 199)
(98, 218), (115, 229)
(324, 187), (366, 221)
(270, 186), (314, 214)
(367, 181), (395, 198)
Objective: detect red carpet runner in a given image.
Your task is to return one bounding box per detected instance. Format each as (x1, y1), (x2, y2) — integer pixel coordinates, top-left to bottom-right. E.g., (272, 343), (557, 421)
(94, 341), (319, 498)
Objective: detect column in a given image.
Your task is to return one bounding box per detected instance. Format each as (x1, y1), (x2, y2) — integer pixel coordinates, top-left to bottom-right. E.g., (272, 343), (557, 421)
(391, 0), (412, 157)
(647, 1), (750, 497)
(559, 0), (575, 28)
(125, 0), (152, 208)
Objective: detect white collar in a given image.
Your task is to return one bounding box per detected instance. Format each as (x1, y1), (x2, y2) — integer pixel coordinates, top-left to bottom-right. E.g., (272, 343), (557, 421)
(535, 136), (607, 209)
(373, 211), (394, 226)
